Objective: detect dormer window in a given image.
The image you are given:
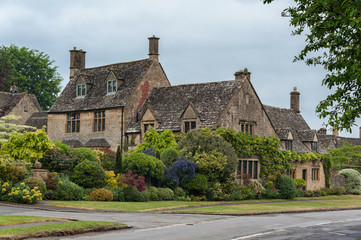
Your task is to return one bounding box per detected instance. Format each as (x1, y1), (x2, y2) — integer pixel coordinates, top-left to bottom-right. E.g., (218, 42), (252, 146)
(285, 140), (293, 150)
(184, 121), (196, 133)
(76, 83), (86, 97)
(107, 79), (117, 94)
(311, 142), (318, 151)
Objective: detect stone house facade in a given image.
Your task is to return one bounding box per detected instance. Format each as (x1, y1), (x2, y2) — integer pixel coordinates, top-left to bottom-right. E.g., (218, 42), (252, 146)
(47, 37), (170, 152)
(0, 85), (42, 125)
(263, 88), (328, 190)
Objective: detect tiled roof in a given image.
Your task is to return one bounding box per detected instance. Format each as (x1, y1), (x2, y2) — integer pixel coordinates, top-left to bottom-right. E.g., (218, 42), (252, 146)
(126, 80), (241, 133)
(336, 137), (361, 148)
(275, 128), (292, 140)
(62, 138), (84, 148)
(0, 92), (42, 117)
(264, 105), (328, 154)
(25, 112), (48, 130)
(49, 59), (154, 113)
(85, 137), (111, 147)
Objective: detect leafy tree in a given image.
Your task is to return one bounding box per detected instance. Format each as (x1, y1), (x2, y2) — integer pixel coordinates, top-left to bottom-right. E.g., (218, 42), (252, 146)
(0, 45), (62, 110)
(136, 127), (177, 157)
(123, 152), (164, 183)
(328, 141), (361, 169)
(1, 126), (54, 163)
(178, 128), (238, 181)
(263, 0), (361, 131)
(339, 169), (361, 195)
(160, 148), (179, 167)
(192, 151), (227, 183)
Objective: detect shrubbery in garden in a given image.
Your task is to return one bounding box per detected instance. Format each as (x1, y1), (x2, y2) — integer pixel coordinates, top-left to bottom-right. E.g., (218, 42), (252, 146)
(47, 175), (84, 201)
(276, 175), (297, 199)
(86, 188), (114, 201)
(0, 181), (42, 204)
(339, 169), (361, 194)
(72, 160), (107, 188)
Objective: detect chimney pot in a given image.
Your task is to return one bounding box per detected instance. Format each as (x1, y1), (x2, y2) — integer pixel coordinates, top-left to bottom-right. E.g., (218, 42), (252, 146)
(318, 128), (327, 135)
(234, 68), (251, 81)
(290, 87), (300, 113)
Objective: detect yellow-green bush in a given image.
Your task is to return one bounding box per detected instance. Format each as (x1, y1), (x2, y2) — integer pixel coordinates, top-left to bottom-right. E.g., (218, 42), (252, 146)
(86, 188), (114, 201)
(0, 181), (42, 204)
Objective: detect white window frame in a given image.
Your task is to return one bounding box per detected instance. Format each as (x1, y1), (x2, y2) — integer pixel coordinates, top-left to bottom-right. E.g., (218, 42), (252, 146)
(107, 79), (117, 94)
(76, 83), (86, 97)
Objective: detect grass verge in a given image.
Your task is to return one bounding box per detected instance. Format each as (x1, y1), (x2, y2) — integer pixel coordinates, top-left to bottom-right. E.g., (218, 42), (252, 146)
(0, 215), (60, 226)
(166, 195), (361, 214)
(0, 220), (126, 239)
(49, 200), (224, 212)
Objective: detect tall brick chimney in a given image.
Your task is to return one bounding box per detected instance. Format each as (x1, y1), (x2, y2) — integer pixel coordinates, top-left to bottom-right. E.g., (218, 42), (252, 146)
(290, 87), (300, 113)
(235, 68), (251, 81)
(69, 47), (86, 80)
(148, 35), (159, 61)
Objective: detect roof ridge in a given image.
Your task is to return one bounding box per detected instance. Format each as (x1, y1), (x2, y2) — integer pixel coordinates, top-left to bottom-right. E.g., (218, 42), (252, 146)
(83, 58), (150, 70)
(154, 80), (237, 90)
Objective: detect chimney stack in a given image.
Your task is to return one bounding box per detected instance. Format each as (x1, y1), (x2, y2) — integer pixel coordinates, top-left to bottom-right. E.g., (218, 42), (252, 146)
(318, 128), (327, 135)
(69, 47), (86, 80)
(235, 68), (251, 81)
(333, 125), (339, 136)
(148, 35), (159, 61)
(290, 87), (300, 113)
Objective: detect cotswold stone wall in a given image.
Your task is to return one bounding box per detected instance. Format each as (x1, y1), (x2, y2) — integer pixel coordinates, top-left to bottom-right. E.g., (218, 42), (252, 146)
(9, 95), (41, 125)
(293, 161), (326, 191)
(218, 79), (276, 138)
(48, 108), (123, 152)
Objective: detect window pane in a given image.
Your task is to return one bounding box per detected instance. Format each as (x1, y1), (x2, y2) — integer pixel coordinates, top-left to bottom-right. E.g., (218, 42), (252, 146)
(248, 161), (253, 177)
(76, 120), (80, 132)
(102, 111), (105, 118)
(243, 160), (247, 174)
(102, 118), (105, 131)
(185, 122), (190, 133)
(94, 119), (97, 131)
(72, 120), (75, 132)
(253, 161), (258, 179)
(112, 80), (117, 92)
(245, 125), (249, 134)
(250, 125), (253, 135)
(98, 119), (101, 131)
(191, 121), (196, 129)
(81, 85), (85, 95)
(67, 121), (71, 133)
(76, 113), (80, 119)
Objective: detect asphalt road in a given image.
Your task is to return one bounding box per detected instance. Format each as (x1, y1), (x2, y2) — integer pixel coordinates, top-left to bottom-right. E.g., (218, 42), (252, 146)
(2, 205), (361, 240)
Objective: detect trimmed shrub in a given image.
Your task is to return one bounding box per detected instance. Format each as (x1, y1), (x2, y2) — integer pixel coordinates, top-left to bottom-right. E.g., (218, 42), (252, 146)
(339, 169), (361, 194)
(124, 187), (150, 202)
(72, 160), (106, 188)
(157, 188), (174, 201)
(123, 152), (164, 183)
(184, 173), (208, 196)
(174, 187), (186, 199)
(160, 148), (179, 167)
(147, 186), (159, 201)
(69, 147), (98, 170)
(0, 158), (29, 182)
(109, 187), (124, 202)
(86, 188), (114, 201)
(51, 175), (84, 200)
(26, 177), (46, 194)
(164, 157), (196, 186)
(276, 175), (297, 199)
(115, 145), (123, 173)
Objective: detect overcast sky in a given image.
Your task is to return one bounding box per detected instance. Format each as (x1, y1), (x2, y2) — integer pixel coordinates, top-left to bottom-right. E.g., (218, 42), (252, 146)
(1, 0), (359, 137)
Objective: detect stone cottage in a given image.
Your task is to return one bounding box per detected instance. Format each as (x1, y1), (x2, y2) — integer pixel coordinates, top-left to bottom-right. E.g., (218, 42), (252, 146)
(264, 87), (328, 190)
(47, 36), (170, 152)
(0, 84), (42, 125)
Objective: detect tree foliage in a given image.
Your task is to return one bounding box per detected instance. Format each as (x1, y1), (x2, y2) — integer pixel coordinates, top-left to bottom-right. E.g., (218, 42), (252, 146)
(1, 126), (54, 163)
(328, 141), (361, 168)
(136, 127), (177, 157)
(263, 0), (361, 131)
(0, 45), (62, 110)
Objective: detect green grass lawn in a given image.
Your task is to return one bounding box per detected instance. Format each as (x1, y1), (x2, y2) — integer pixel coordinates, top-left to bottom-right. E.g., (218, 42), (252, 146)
(0, 217), (125, 239)
(0, 215), (60, 226)
(49, 195), (361, 214)
(167, 195), (361, 214)
(49, 200), (225, 212)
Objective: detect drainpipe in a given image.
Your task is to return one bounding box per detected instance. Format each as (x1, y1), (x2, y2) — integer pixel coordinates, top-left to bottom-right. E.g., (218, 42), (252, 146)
(121, 107), (124, 154)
